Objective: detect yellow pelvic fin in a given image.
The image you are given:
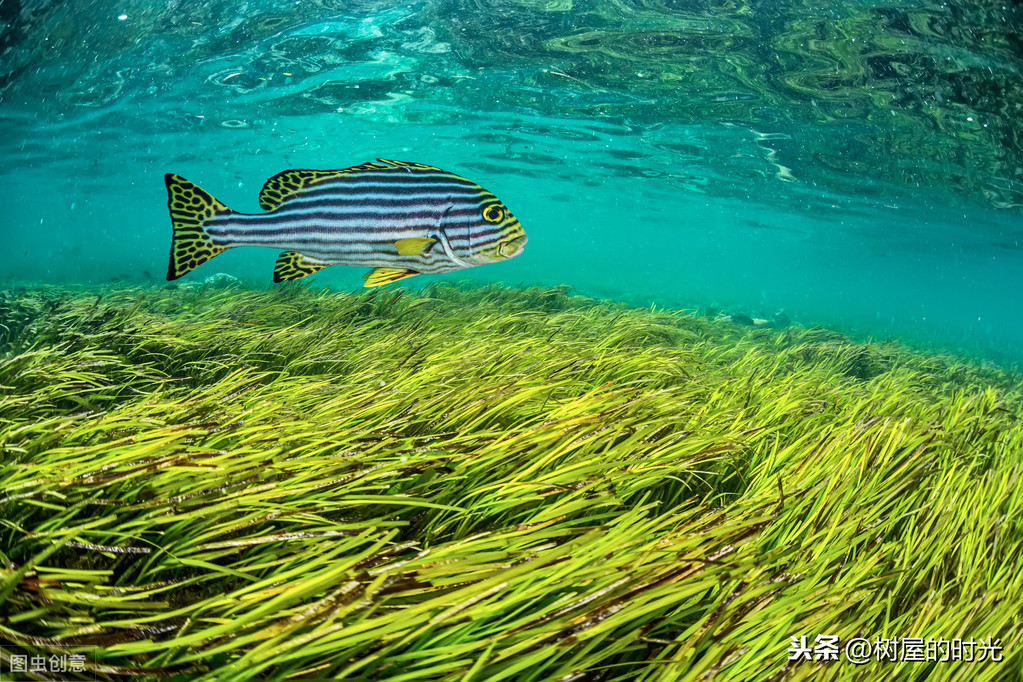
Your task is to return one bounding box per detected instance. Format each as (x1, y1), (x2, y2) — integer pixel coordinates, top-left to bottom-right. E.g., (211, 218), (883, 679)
(361, 267), (420, 288)
(394, 237), (437, 256)
(273, 251), (330, 283)
(165, 173), (234, 281)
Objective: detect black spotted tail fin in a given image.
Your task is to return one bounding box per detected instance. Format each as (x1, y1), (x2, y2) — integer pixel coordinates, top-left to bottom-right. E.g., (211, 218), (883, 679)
(165, 174), (235, 280)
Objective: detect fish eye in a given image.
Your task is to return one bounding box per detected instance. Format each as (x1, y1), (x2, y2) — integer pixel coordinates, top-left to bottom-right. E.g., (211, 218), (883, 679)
(483, 205), (504, 223)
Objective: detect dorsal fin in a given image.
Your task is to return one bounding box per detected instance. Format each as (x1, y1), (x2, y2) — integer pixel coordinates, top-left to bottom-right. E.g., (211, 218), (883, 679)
(374, 159), (441, 171)
(257, 159), (443, 211)
(258, 162), (388, 211)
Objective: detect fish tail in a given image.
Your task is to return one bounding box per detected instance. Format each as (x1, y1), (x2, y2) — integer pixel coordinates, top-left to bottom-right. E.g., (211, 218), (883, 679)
(164, 173), (235, 280)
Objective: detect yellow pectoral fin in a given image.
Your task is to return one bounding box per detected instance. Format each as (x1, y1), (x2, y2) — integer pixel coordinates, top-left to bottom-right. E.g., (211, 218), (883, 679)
(394, 237), (437, 256)
(362, 267), (420, 288)
(273, 251), (330, 282)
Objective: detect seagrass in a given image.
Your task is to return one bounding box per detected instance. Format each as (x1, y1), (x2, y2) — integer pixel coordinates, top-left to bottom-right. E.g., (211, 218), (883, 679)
(1, 281), (1020, 681)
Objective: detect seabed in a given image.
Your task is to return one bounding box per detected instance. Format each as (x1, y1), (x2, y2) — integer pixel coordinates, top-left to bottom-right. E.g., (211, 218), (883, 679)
(1, 281), (1021, 680)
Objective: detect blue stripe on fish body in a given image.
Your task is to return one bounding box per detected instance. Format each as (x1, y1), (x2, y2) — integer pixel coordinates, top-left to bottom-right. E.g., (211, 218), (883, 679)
(165, 159), (527, 286)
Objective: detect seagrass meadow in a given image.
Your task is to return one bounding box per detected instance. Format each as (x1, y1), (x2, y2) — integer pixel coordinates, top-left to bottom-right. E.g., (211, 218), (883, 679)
(1, 281), (1021, 681)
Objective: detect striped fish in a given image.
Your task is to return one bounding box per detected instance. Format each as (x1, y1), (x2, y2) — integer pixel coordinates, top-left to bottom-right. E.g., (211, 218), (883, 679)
(164, 159), (527, 287)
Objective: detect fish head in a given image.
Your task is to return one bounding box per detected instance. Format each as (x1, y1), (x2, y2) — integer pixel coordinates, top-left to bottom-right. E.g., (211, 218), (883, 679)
(442, 193), (527, 266)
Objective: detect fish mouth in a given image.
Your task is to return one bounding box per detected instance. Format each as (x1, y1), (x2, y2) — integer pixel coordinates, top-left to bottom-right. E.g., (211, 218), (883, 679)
(499, 234), (528, 258)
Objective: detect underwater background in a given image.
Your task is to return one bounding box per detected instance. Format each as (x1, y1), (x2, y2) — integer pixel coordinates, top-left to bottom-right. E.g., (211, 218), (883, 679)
(3, 2), (1023, 681)
(1, 0), (1021, 362)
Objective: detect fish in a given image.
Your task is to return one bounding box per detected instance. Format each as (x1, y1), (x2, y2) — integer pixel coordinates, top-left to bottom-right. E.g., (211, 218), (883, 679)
(164, 159), (528, 287)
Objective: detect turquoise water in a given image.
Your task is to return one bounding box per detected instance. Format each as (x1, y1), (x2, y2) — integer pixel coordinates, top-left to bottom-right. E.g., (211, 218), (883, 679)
(1, 0), (1021, 362)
